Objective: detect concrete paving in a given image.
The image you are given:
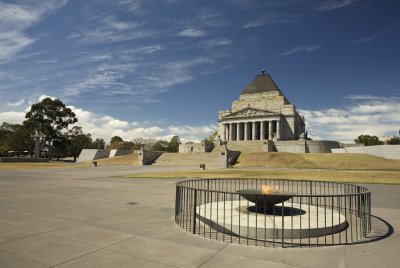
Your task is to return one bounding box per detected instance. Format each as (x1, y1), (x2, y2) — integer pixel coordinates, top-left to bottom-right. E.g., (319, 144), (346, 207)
(0, 166), (399, 268)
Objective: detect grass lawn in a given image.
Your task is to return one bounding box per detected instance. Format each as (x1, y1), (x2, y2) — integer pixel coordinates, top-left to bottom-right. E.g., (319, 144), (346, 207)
(120, 168), (400, 184)
(0, 161), (78, 170)
(235, 152), (400, 170)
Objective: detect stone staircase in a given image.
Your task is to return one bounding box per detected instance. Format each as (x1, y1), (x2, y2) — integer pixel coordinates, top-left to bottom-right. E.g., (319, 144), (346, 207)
(152, 152), (221, 167)
(225, 140), (266, 152)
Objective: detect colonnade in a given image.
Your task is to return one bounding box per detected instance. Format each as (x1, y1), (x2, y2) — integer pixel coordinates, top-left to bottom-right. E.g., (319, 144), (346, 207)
(223, 120), (280, 141)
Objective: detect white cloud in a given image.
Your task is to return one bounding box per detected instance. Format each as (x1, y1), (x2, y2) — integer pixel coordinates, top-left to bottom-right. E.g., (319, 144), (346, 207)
(7, 99), (25, 107)
(317, 0), (357, 11)
(278, 45), (321, 57)
(205, 38), (232, 48)
(0, 31), (34, 61)
(179, 28), (206, 38)
(243, 12), (300, 29)
(351, 26), (392, 44)
(299, 95), (400, 142)
(0, 111), (26, 125)
(0, 1), (68, 62)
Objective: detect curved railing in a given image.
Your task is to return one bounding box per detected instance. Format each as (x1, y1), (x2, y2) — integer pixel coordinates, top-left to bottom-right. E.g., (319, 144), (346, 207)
(175, 178), (371, 247)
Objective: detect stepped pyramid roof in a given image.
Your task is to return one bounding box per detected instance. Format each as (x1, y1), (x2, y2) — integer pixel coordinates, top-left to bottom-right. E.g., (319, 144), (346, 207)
(240, 72), (282, 95)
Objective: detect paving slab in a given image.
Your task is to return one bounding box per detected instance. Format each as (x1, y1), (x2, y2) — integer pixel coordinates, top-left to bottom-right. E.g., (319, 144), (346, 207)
(0, 249), (49, 268)
(0, 233), (98, 266)
(222, 243), (347, 268)
(48, 223), (134, 248)
(0, 210), (76, 232)
(55, 249), (171, 268)
(201, 252), (301, 268)
(0, 222), (39, 243)
(108, 235), (217, 267)
(0, 167), (399, 268)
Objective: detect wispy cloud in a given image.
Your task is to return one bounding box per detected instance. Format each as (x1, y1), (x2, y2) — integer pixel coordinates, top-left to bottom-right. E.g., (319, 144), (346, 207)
(243, 12), (300, 29)
(7, 99), (25, 106)
(299, 95), (400, 142)
(316, 0), (357, 11)
(178, 28), (207, 38)
(204, 38), (232, 48)
(276, 45), (321, 57)
(0, 1), (68, 62)
(351, 26), (394, 44)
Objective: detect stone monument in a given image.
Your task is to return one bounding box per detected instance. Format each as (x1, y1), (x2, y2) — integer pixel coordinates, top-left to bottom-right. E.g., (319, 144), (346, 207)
(218, 71), (305, 142)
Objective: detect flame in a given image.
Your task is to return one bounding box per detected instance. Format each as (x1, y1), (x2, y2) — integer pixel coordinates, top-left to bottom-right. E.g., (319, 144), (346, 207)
(261, 184), (274, 195)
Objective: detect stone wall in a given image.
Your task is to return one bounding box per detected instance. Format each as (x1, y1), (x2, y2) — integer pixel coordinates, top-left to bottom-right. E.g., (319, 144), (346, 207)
(138, 150), (162, 165)
(179, 142), (213, 153)
(332, 145), (400, 160)
(273, 140), (341, 153)
(305, 140), (341, 153)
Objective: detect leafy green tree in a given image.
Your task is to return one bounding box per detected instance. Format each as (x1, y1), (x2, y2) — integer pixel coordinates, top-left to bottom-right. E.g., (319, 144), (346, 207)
(53, 135), (69, 160)
(387, 136), (400, 145)
(0, 123), (13, 155)
(354, 135), (383, 146)
(92, 138), (106, 149)
(24, 98), (77, 159)
(152, 140), (170, 151)
(67, 126), (92, 162)
(0, 123), (34, 156)
(109, 136), (126, 149)
(167, 135), (180, 152)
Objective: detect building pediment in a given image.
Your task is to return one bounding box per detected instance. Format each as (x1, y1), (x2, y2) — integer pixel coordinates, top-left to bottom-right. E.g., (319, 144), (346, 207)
(222, 108), (281, 120)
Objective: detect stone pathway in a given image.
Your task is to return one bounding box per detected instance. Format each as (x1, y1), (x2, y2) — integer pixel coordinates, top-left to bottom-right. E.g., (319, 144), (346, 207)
(0, 166), (399, 267)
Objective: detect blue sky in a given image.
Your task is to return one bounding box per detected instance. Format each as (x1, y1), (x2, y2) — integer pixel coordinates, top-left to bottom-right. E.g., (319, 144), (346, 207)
(0, 0), (399, 143)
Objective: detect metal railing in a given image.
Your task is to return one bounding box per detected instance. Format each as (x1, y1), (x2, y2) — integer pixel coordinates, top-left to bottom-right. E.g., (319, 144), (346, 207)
(175, 178), (371, 247)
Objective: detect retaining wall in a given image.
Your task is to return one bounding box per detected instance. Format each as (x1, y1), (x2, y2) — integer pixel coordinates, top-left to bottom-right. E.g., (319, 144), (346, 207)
(332, 145), (400, 160)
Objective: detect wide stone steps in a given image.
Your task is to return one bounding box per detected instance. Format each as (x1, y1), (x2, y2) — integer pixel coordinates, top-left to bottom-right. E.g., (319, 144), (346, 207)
(153, 152), (221, 167)
(225, 140), (265, 152)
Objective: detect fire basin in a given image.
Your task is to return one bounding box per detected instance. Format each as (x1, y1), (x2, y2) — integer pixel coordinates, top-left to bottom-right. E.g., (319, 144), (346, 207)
(237, 189), (294, 212)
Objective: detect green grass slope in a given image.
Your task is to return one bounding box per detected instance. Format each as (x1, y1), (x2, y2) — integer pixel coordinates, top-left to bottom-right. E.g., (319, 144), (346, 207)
(235, 152), (400, 170)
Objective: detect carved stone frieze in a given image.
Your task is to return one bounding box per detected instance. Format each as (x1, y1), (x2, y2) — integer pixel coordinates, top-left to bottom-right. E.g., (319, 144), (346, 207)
(222, 108), (280, 120)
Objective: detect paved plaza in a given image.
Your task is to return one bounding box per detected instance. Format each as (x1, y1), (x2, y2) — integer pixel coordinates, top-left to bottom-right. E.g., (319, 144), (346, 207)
(0, 166), (399, 267)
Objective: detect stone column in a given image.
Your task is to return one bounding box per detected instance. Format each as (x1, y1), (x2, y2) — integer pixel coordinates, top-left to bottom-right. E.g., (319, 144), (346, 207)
(34, 136), (40, 158)
(277, 120), (281, 140)
(260, 121), (265, 140)
(244, 122), (248, 140)
(223, 124), (227, 141)
(268, 121), (273, 140)
(229, 124), (233, 141)
(236, 123), (240, 141)
(252, 122), (256, 140)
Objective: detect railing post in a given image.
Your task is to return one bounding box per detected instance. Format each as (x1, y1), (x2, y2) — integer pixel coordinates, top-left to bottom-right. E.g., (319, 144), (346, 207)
(193, 189), (197, 234)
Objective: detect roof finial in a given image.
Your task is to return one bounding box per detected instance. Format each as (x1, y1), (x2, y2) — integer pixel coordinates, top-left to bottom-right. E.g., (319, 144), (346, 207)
(261, 69), (266, 74)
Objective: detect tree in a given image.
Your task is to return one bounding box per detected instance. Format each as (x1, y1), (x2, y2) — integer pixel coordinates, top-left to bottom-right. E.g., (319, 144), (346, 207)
(387, 136), (400, 145)
(24, 98), (77, 159)
(132, 137), (156, 150)
(0, 123), (13, 155)
(92, 138), (106, 149)
(67, 126), (92, 162)
(354, 135), (383, 146)
(110, 136), (123, 144)
(152, 140), (169, 151)
(109, 136), (124, 149)
(0, 123), (34, 156)
(167, 135), (181, 152)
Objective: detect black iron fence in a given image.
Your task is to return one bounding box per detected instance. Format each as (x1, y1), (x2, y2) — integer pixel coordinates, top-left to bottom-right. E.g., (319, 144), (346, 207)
(175, 178), (371, 247)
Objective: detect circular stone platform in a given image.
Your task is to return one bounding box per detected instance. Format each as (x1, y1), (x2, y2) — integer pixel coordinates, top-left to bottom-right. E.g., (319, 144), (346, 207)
(196, 201), (347, 239)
